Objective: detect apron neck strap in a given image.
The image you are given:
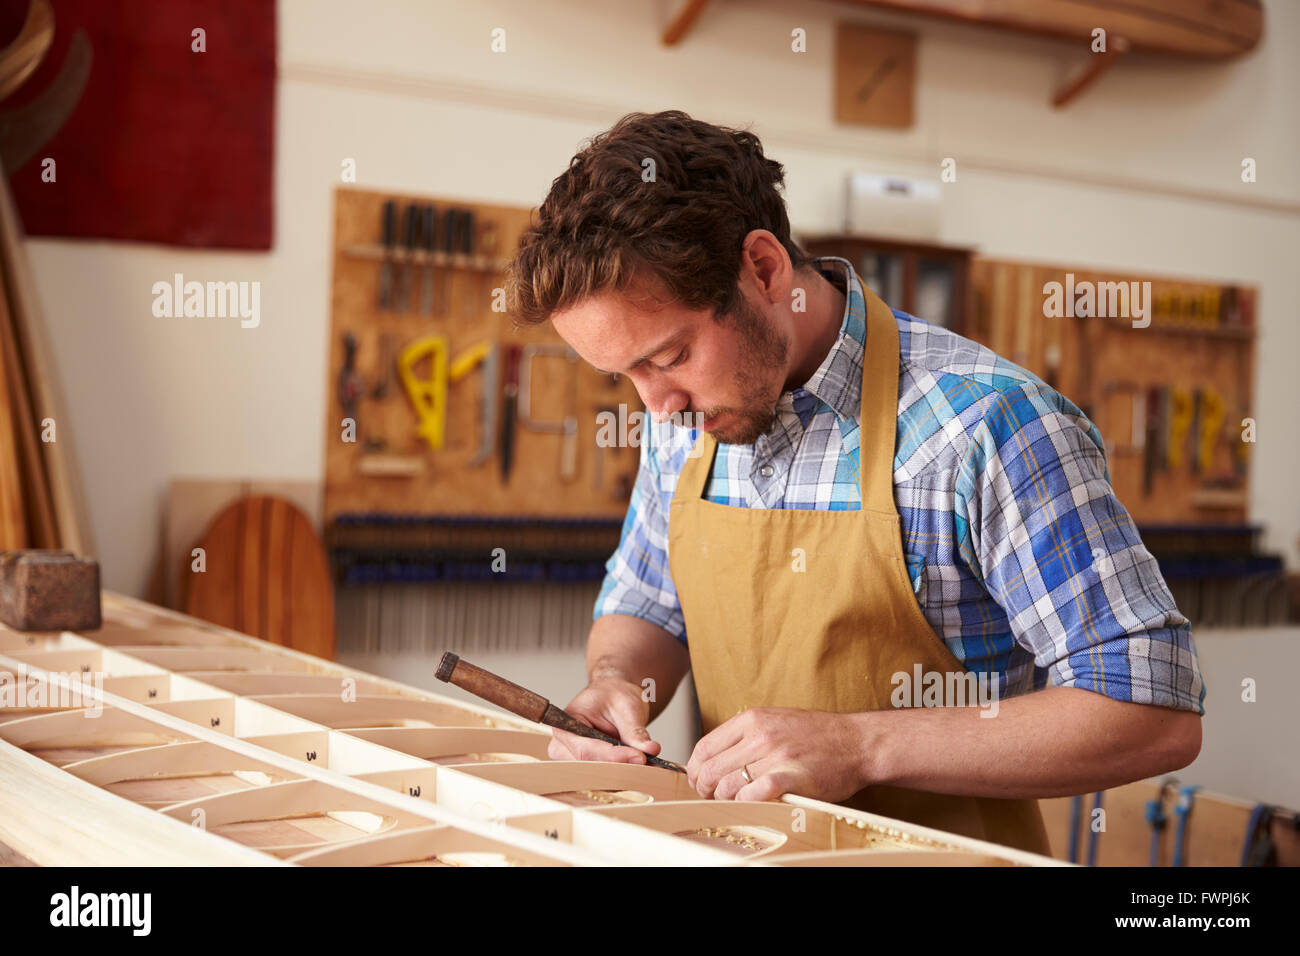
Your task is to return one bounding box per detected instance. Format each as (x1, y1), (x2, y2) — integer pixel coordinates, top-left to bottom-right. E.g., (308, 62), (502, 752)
(678, 430), (718, 500)
(857, 286), (902, 513)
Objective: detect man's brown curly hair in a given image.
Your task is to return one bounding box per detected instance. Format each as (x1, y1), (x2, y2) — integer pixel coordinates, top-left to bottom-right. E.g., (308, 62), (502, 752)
(505, 110), (811, 326)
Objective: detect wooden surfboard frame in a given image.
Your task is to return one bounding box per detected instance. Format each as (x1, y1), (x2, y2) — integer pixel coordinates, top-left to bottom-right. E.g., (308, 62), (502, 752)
(0, 592), (1066, 867)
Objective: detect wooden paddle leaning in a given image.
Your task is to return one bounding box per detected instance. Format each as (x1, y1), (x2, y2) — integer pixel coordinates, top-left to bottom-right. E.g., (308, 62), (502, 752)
(182, 494), (335, 660)
(436, 652), (687, 774)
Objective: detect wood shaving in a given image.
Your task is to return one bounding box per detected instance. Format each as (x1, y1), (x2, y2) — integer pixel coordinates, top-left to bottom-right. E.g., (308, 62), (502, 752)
(681, 826), (769, 852)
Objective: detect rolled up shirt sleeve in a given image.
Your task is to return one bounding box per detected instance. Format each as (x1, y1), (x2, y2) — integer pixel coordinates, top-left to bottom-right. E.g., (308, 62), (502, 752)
(955, 382), (1206, 714)
(593, 417), (688, 644)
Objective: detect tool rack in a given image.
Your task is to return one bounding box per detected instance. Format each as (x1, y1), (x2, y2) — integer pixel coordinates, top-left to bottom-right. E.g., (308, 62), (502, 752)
(0, 594), (1062, 866)
(966, 259), (1278, 624)
(968, 258), (1257, 525)
(324, 186), (643, 523)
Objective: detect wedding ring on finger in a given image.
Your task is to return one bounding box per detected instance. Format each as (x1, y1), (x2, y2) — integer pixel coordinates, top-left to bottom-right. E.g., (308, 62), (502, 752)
(741, 764), (753, 784)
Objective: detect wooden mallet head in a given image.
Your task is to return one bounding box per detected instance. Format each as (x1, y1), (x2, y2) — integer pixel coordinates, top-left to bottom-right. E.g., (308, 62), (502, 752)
(0, 550), (100, 632)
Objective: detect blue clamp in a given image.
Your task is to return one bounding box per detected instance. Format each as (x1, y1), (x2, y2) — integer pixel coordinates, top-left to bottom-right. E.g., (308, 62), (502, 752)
(1241, 803), (1274, 867)
(1173, 784), (1200, 867)
(1145, 778), (1177, 867)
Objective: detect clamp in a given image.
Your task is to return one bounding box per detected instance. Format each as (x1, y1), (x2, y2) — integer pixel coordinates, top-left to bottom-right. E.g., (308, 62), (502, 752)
(519, 343), (579, 482)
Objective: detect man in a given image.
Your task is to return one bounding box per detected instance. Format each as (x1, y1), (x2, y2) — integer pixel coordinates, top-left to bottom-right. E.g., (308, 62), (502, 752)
(504, 110), (1203, 854)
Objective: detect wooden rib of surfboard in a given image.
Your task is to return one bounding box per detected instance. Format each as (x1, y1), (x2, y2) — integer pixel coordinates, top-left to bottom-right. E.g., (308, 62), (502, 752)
(0, 593), (1065, 867)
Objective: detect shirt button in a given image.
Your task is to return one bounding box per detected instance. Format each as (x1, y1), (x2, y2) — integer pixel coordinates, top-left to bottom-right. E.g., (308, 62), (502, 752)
(759, 465), (774, 478)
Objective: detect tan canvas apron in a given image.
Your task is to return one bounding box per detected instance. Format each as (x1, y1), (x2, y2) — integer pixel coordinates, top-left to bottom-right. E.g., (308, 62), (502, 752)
(667, 284), (1051, 855)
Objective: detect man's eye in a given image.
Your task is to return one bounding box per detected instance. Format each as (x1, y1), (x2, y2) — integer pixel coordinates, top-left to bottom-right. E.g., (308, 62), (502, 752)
(658, 349), (687, 371)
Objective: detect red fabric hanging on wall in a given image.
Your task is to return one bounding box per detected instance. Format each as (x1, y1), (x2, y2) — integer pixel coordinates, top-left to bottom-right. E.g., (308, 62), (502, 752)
(0, 0), (275, 249)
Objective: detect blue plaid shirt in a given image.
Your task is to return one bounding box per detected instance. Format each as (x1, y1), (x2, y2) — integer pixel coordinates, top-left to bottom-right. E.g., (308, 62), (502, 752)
(595, 256), (1205, 714)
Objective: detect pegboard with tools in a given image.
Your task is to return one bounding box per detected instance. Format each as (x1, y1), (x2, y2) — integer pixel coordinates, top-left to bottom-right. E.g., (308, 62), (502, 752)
(968, 259), (1281, 625)
(969, 259), (1257, 526)
(323, 187), (644, 528)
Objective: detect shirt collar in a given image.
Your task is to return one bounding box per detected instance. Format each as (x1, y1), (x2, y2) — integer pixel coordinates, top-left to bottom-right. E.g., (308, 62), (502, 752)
(792, 255), (867, 423)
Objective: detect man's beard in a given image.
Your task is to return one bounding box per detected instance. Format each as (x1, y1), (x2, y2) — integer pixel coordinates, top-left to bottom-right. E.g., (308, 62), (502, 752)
(697, 294), (789, 445)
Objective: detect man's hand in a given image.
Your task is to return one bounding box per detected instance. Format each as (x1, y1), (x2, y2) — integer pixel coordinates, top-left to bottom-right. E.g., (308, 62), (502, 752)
(687, 707), (869, 803)
(546, 676), (664, 765)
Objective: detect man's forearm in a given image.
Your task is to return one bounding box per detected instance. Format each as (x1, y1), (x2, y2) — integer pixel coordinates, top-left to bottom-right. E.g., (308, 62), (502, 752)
(854, 686), (1202, 800)
(586, 613), (691, 723)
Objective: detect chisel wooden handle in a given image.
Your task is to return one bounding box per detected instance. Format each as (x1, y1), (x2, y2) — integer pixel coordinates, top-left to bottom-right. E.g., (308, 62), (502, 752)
(436, 652), (549, 722)
(436, 652), (686, 773)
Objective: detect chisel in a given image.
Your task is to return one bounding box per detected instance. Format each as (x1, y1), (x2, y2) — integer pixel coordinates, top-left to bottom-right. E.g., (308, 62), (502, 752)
(477, 220), (498, 317)
(459, 208), (477, 319)
(436, 652), (687, 774)
(500, 344), (520, 482)
(377, 200), (397, 310)
(397, 202), (421, 313)
(419, 204), (436, 315)
(338, 331), (364, 426)
(436, 207), (457, 317)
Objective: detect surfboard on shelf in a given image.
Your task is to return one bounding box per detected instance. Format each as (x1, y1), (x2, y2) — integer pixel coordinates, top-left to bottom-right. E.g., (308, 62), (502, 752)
(845, 0), (1262, 58)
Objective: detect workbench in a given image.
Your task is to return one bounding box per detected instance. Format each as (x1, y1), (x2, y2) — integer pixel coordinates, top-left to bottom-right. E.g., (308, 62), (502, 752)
(0, 594), (1061, 866)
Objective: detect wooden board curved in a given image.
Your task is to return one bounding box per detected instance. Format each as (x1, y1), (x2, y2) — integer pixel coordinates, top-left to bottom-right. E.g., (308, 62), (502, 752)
(455, 759), (693, 802)
(0, 705), (190, 750)
(158, 778), (428, 857)
(62, 740), (298, 787)
(289, 823), (570, 867)
(342, 726), (552, 762)
(584, 799), (959, 859)
(246, 694), (499, 730)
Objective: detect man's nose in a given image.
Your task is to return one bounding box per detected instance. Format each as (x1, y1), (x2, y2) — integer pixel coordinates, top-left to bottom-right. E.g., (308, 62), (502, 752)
(637, 379), (688, 424)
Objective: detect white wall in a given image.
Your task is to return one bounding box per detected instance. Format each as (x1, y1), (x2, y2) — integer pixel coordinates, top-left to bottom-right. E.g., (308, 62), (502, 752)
(1182, 626), (1300, 807)
(24, 0), (1298, 593)
(17, 1), (1299, 789)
